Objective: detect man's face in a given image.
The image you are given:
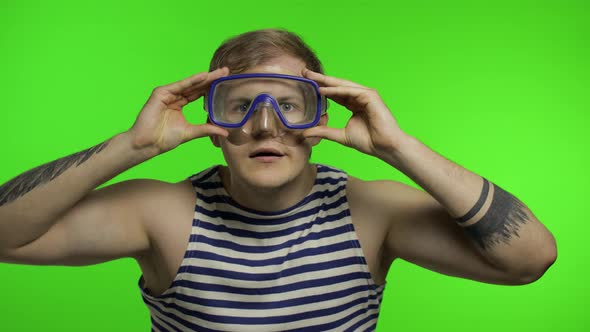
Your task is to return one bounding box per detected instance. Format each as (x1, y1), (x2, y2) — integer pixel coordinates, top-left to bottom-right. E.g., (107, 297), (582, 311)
(213, 55), (327, 190)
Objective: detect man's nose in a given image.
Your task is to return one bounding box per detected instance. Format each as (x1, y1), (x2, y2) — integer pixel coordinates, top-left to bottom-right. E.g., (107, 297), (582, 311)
(249, 103), (281, 136)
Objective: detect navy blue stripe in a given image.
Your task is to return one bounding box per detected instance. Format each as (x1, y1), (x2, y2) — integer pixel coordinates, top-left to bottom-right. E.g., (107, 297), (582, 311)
(191, 224), (352, 254)
(142, 298), (185, 332)
(168, 285), (377, 311)
(151, 317), (165, 332)
(190, 167), (218, 184)
(195, 178), (344, 207)
(223, 180), (347, 216)
(188, 241), (354, 267)
(194, 181), (224, 190)
(196, 193), (229, 205)
(147, 292), (379, 326)
(192, 168), (346, 195)
(165, 272), (376, 296)
(195, 186), (347, 225)
(190, 165), (342, 190)
(197, 208), (348, 239)
(363, 321), (378, 332)
(283, 305), (379, 332)
(144, 298), (224, 332)
(344, 312), (380, 332)
(151, 316), (172, 332)
(315, 176), (346, 185)
(142, 164), (384, 329)
(182, 256), (364, 282)
(316, 164), (341, 173)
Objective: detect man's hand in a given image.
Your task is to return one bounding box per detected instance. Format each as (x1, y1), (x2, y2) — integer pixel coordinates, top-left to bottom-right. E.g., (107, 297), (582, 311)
(129, 67), (230, 155)
(301, 68), (407, 159)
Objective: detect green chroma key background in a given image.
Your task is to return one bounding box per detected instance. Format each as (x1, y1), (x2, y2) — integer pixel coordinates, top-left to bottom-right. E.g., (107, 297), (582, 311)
(0, 0), (587, 331)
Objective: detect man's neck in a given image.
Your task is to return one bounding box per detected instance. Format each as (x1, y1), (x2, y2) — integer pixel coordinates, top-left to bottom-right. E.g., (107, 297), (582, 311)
(219, 164), (317, 212)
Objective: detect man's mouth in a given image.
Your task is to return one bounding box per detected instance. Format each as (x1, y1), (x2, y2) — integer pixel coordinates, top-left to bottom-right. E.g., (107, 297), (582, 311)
(249, 148), (285, 161)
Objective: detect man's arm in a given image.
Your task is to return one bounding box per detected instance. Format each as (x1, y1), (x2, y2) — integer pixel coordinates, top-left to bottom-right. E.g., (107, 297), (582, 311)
(0, 68), (230, 265)
(0, 132), (152, 255)
(0, 177), (187, 266)
(382, 135), (556, 284)
(301, 69), (557, 284)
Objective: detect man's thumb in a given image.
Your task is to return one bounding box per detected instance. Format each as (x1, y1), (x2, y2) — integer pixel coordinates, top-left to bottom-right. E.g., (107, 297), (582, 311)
(303, 126), (346, 145)
(185, 124), (228, 141)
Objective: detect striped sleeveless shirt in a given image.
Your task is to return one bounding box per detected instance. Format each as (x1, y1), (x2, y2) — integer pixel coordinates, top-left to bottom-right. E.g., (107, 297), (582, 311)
(138, 164), (385, 331)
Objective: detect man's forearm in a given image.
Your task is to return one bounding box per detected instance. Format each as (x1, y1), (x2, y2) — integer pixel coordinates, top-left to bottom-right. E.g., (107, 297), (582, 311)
(383, 134), (556, 280)
(0, 131), (155, 250)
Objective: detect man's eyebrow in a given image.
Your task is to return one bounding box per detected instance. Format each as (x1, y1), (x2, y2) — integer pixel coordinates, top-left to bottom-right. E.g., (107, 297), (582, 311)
(226, 97), (252, 104)
(276, 95), (305, 101)
(227, 94), (304, 104)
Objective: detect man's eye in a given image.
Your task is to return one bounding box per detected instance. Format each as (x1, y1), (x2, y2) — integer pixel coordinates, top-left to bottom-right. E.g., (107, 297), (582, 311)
(238, 104), (249, 112)
(280, 103), (293, 112)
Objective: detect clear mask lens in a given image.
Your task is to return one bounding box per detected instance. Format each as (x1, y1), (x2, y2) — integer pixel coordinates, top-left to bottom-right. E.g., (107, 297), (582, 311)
(209, 75), (321, 128)
(207, 74), (324, 146)
(224, 105), (307, 146)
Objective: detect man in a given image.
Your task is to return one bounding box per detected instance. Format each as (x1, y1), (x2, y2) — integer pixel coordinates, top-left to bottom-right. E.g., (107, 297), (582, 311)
(0, 29), (556, 331)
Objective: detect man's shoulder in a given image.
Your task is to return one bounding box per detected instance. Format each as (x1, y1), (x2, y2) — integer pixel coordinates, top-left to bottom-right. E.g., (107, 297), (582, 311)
(346, 175), (416, 197)
(102, 177), (196, 221)
(346, 175), (430, 217)
(109, 177), (191, 197)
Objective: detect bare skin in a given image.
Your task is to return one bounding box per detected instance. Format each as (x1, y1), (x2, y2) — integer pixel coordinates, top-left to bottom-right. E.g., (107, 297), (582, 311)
(0, 55), (556, 301)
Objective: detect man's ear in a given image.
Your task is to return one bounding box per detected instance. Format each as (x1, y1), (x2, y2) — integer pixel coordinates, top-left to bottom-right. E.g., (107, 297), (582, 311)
(308, 113), (329, 147)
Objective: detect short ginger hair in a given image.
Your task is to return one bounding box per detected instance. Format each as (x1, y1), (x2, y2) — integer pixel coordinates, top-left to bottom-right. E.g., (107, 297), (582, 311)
(209, 29), (324, 74)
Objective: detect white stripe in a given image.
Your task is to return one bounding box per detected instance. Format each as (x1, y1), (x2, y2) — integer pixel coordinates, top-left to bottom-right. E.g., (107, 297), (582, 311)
(141, 164), (383, 330)
(191, 206), (351, 248)
(187, 228), (362, 265)
(141, 266), (376, 304)
(177, 261), (369, 291)
(145, 293), (381, 332)
(330, 306), (380, 332)
(151, 285), (377, 319)
(147, 301), (194, 332)
(184, 247), (362, 276)
(195, 185), (347, 228)
(151, 313), (181, 332)
(189, 230), (356, 261)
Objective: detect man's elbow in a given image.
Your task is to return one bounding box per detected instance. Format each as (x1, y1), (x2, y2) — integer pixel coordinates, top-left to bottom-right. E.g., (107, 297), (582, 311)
(513, 238), (558, 285)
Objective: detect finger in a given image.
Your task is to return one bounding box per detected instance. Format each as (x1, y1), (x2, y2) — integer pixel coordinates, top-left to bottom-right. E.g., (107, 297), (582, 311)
(184, 90), (204, 103)
(323, 95), (351, 110)
(302, 68), (365, 89)
(166, 67), (229, 94)
(320, 86), (373, 102)
(302, 125), (347, 145)
(180, 67), (230, 98)
(184, 123), (228, 142)
(165, 72), (207, 94)
(184, 87), (210, 103)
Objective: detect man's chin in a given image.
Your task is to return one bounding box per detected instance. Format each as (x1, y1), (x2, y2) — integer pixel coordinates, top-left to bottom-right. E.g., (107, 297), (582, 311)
(244, 168), (292, 191)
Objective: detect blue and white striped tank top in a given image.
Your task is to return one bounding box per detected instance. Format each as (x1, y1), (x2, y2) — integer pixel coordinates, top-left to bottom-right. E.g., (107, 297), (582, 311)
(138, 164), (385, 331)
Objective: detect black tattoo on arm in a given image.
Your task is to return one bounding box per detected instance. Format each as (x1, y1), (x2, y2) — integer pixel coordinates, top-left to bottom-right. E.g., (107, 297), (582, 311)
(0, 141), (110, 206)
(457, 178), (530, 250)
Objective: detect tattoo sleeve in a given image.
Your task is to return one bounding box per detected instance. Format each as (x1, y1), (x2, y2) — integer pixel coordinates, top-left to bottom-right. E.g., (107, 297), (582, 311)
(456, 178), (530, 250)
(0, 141), (110, 206)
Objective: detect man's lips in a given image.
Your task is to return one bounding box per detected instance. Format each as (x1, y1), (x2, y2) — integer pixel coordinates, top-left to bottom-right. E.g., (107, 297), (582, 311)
(249, 147), (285, 159)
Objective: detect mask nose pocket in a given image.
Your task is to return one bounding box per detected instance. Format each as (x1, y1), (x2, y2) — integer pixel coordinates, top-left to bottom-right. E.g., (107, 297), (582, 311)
(249, 102), (282, 136)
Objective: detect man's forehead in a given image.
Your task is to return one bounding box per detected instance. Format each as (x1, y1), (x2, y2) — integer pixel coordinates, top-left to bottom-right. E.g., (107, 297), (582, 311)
(242, 56), (307, 76)
(243, 65), (300, 76)
(227, 78), (301, 92)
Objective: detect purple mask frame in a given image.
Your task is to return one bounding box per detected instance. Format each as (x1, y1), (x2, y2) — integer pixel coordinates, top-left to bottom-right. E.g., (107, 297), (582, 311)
(207, 73), (326, 130)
